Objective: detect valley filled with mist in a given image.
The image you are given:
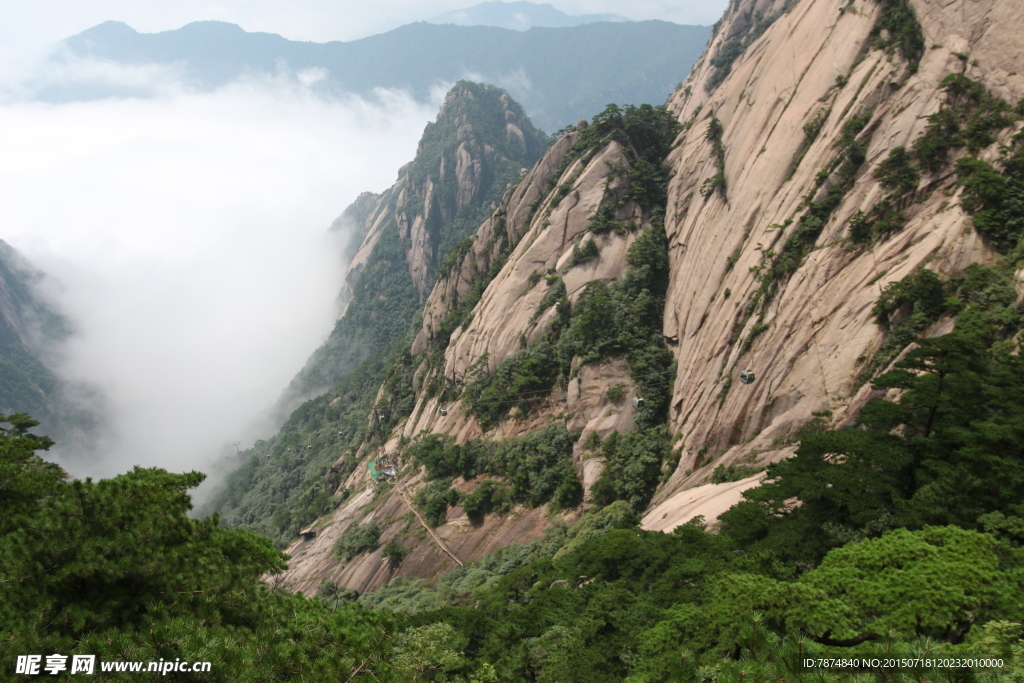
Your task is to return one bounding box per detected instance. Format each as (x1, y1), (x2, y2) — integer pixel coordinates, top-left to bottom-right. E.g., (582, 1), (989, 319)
(0, 68), (438, 483)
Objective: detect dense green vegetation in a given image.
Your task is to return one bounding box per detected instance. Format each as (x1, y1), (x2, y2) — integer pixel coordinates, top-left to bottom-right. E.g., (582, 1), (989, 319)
(590, 427), (672, 512)
(415, 479), (463, 527)
(572, 104), (681, 235)
(355, 308), (1024, 681)
(544, 103), (680, 237)
(6, 404), (1024, 680)
(858, 255), (1016, 393)
(463, 341), (562, 430)
(569, 237), (600, 266)
(410, 425), (583, 516)
(851, 73), (1022, 246)
(710, 461), (763, 484)
(336, 521), (382, 560)
(956, 148), (1024, 255)
(723, 314), (1024, 566)
(898, 74), (1017, 235)
(913, 73), (1017, 172)
(0, 414), (414, 682)
(868, 0), (925, 73)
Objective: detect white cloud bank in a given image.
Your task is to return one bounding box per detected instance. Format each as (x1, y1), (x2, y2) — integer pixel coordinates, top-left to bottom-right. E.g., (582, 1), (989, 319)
(0, 66), (439, 480)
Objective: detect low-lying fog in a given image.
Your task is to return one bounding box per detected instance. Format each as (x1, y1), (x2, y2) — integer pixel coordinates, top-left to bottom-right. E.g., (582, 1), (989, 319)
(0, 57), (439, 481)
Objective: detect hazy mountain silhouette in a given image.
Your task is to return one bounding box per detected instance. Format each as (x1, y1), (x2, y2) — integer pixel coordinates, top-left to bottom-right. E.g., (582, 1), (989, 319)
(51, 19), (710, 132)
(427, 1), (628, 30)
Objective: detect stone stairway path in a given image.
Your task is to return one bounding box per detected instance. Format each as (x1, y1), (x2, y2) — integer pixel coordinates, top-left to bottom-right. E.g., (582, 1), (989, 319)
(396, 486), (464, 567)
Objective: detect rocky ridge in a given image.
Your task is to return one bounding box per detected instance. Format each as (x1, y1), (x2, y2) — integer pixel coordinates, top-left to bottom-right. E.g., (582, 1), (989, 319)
(270, 0), (1024, 594)
(276, 81), (547, 411)
(276, 122), (653, 594)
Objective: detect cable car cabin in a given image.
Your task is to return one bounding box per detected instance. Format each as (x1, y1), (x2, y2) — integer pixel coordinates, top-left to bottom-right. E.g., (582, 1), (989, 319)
(440, 407), (448, 416)
(739, 369), (756, 385)
(632, 396), (644, 408)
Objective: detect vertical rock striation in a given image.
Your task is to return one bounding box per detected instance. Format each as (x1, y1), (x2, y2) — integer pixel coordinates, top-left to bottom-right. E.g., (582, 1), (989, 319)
(654, 0), (1024, 508)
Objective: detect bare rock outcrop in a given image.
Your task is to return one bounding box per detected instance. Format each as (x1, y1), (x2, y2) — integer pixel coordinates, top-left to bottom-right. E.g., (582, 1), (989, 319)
(654, 0), (1023, 506)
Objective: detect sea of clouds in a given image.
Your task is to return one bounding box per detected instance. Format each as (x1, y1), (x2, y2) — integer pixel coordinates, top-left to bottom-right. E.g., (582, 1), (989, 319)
(0, 54), (441, 481)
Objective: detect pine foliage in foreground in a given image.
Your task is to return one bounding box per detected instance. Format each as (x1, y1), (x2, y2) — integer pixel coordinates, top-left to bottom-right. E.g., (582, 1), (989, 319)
(0, 414), (494, 682)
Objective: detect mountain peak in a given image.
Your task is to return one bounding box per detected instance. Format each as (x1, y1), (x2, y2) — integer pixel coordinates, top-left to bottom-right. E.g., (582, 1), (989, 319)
(427, 1), (629, 31)
(172, 20), (249, 36)
(63, 20), (138, 50)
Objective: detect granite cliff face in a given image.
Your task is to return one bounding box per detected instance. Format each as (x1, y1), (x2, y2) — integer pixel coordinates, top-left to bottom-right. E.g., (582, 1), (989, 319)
(276, 81), (547, 412)
(262, 0), (1024, 594)
(651, 0), (1024, 512)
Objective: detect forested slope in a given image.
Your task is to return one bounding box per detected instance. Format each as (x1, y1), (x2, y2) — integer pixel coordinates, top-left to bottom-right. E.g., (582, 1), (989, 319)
(0, 240), (98, 447)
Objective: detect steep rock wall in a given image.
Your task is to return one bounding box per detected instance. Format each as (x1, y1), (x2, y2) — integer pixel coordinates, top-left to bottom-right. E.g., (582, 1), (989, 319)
(654, 0), (1024, 509)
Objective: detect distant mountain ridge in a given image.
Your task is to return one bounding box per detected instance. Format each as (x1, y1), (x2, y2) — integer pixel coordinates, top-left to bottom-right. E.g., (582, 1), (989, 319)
(51, 19), (710, 132)
(427, 1), (628, 30)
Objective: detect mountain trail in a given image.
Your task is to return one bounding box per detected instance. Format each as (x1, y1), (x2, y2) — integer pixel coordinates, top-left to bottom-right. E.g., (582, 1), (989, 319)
(397, 486), (464, 568)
